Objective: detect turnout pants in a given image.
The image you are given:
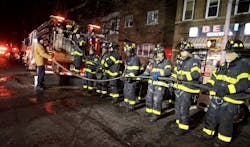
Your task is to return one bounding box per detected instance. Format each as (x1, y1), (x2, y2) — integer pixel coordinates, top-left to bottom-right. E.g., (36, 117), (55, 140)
(37, 65), (45, 88)
(109, 76), (120, 99)
(83, 73), (94, 91)
(100, 74), (108, 95)
(203, 96), (238, 143)
(74, 55), (82, 74)
(123, 81), (137, 106)
(175, 89), (192, 131)
(145, 84), (165, 116)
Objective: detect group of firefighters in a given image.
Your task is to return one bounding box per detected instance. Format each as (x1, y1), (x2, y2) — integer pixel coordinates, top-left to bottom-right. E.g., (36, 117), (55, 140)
(70, 31), (250, 146)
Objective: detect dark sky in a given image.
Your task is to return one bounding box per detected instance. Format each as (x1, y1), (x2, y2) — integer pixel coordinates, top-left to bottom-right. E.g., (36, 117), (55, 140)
(0, 0), (120, 45)
(0, 0), (69, 44)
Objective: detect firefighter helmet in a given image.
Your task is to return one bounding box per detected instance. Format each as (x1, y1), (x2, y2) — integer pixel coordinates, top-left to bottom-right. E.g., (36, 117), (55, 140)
(109, 42), (119, 51)
(153, 44), (165, 54)
(225, 39), (244, 52)
(101, 43), (108, 49)
(179, 41), (194, 52)
(124, 42), (136, 53)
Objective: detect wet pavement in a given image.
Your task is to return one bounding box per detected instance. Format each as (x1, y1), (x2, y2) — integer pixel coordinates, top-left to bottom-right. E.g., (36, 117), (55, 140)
(0, 57), (250, 147)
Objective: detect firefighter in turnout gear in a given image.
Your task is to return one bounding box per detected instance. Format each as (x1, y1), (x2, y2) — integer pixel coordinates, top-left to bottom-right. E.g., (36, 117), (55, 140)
(105, 42), (123, 104)
(172, 41), (201, 135)
(72, 31), (86, 74)
(142, 44), (172, 122)
(96, 43), (110, 97)
(201, 39), (250, 147)
(123, 42), (140, 112)
(82, 46), (99, 93)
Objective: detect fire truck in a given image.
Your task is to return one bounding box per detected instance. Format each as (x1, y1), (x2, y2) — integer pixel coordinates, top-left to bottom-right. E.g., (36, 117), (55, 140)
(22, 15), (102, 77)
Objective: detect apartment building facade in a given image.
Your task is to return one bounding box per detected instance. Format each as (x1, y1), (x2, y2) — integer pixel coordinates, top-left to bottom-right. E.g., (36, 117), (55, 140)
(173, 0), (250, 79)
(118, 0), (177, 62)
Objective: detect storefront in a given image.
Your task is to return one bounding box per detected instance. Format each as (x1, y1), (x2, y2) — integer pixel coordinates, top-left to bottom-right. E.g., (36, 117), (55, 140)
(187, 23), (250, 83)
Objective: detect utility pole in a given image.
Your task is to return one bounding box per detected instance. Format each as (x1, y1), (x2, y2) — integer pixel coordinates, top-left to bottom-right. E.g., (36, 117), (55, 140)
(221, 0), (233, 63)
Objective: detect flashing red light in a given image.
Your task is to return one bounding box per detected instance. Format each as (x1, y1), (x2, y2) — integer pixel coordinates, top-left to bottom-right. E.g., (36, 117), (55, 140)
(50, 15), (65, 22)
(89, 24), (101, 30)
(0, 46), (8, 55)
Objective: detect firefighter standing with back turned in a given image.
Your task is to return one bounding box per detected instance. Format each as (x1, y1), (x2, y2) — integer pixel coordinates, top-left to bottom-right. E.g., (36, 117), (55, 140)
(72, 31), (86, 74)
(199, 39), (250, 147)
(105, 42), (123, 103)
(82, 46), (98, 93)
(171, 41), (201, 135)
(123, 42), (140, 112)
(141, 45), (172, 122)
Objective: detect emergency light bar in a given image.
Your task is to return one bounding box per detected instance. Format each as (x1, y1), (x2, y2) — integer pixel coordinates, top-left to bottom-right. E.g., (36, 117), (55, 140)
(50, 15), (65, 22)
(89, 24), (101, 30)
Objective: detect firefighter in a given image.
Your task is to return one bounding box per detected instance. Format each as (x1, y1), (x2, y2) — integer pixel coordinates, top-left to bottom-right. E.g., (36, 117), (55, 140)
(82, 46), (99, 93)
(171, 41), (201, 135)
(105, 42), (123, 103)
(123, 42), (140, 112)
(200, 39), (250, 146)
(96, 43), (110, 97)
(72, 31), (86, 74)
(141, 44), (172, 122)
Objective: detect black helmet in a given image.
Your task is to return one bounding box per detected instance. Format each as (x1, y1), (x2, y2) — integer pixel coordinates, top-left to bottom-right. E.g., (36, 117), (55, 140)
(225, 39), (244, 52)
(109, 42), (119, 51)
(179, 41), (194, 53)
(124, 42), (136, 53)
(153, 44), (165, 54)
(101, 43), (108, 49)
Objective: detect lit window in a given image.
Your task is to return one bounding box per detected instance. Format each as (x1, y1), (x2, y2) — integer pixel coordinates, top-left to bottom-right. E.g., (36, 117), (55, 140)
(235, 0), (250, 14)
(183, 0), (195, 21)
(244, 23), (250, 35)
(206, 0), (220, 18)
(124, 15), (134, 28)
(109, 18), (120, 35)
(137, 44), (155, 57)
(189, 27), (199, 37)
(146, 10), (159, 25)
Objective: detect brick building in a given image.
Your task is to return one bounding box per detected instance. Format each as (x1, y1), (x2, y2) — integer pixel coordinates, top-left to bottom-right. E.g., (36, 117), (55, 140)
(173, 0), (250, 80)
(118, 0), (177, 63)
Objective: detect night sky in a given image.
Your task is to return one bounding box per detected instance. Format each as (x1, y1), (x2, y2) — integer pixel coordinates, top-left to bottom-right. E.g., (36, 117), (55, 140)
(0, 0), (120, 46)
(0, 0), (88, 45)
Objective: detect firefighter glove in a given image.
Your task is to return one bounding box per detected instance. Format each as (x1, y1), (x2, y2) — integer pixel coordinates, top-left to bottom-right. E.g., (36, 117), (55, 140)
(126, 77), (133, 83)
(177, 74), (184, 81)
(139, 74), (146, 81)
(152, 72), (160, 80)
(215, 88), (229, 98)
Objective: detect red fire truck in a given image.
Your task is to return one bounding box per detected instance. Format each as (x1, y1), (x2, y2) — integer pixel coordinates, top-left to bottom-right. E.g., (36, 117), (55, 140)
(22, 16), (102, 77)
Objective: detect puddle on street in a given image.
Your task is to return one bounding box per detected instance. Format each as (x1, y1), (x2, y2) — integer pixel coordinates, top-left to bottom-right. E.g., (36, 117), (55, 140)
(0, 76), (16, 82)
(29, 96), (79, 114)
(0, 86), (12, 97)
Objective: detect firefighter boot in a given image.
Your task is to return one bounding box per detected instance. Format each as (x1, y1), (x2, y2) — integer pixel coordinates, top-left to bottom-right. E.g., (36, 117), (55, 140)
(197, 131), (213, 140)
(119, 101), (128, 107)
(174, 128), (188, 136)
(150, 114), (160, 122)
(111, 98), (119, 104)
(145, 112), (152, 117)
(214, 139), (229, 147)
(126, 105), (135, 112)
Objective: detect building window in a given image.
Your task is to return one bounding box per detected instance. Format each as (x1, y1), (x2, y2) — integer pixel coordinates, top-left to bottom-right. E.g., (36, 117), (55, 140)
(206, 0), (220, 18)
(124, 15), (133, 28)
(137, 43), (154, 57)
(235, 0), (250, 14)
(146, 10), (159, 25)
(109, 18), (120, 35)
(182, 0), (195, 21)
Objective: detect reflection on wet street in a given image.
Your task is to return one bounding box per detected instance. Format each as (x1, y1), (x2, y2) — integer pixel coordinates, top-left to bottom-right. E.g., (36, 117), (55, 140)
(0, 86), (12, 97)
(0, 57), (249, 147)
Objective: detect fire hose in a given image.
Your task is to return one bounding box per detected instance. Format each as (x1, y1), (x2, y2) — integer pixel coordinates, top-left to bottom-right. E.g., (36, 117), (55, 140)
(52, 58), (211, 91)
